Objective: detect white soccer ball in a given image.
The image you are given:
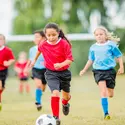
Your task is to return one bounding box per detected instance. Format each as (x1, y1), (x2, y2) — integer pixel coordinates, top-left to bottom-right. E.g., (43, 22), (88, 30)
(36, 114), (56, 125)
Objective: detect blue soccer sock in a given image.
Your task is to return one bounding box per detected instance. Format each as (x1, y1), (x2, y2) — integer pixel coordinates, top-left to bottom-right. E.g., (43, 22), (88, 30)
(35, 88), (42, 105)
(101, 98), (109, 115)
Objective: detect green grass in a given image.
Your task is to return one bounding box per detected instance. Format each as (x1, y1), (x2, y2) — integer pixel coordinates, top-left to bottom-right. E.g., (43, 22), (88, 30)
(1, 74), (125, 125)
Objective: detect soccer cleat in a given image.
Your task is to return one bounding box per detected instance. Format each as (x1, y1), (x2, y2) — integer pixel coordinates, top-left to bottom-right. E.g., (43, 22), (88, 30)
(35, 102), (42, 111)
(56, 119), (61, 125)
(62, 103), (70, 116)
(104, 114), (111, 120)
(0, 103), (2, 111)
(53, 116), (61, 125)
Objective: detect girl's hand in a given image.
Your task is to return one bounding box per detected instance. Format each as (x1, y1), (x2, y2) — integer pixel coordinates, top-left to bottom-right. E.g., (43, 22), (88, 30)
(79, 70), (86, 76)
(23, 68), (29, 76)
(117, 67), (124, 75)
(54, 63), (63, 70)
(3, 61), (10, 67)
(29, 60), (36, 68)
(16, 68), (22, 74)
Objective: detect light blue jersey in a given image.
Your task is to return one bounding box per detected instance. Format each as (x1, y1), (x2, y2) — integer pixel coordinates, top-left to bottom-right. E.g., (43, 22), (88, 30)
(29, 46), (45, 69)
(89, 40), (122, 70)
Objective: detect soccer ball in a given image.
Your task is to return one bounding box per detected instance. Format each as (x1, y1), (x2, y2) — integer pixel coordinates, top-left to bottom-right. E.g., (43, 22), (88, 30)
(36, 114), (56, 125)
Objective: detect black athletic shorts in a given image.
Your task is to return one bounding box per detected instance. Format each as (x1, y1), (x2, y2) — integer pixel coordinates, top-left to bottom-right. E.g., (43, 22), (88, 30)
(32, 68), (47, 84)
(45, 69), (71, 92)
(93, 69), (116, 89)
(0, 69), (8, 88)
(20, 77), (28, 81)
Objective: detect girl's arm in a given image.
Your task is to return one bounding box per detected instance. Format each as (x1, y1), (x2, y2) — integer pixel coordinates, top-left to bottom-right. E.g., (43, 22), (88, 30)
(79, 60), (93, 76)
(23, 60), (32, 75)
(61, 59), (72, 66)
(25, 60), (31, 69)
(14, 66), (22, 74)
(34, 51), (41, 62)
(54, 59), (72, 70)
(30, 51), (41, 68)
(117, 57), (124, 74)
(4, 59), (15, 67)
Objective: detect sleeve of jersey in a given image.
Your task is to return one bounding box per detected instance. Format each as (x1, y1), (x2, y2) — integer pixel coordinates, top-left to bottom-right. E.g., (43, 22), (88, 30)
(112, 43), (122, 58)
(8, 48), (15, 60)
(29, 48), (32, 61)
(64, 42), (74, 61)
(88, 47), (95, 61)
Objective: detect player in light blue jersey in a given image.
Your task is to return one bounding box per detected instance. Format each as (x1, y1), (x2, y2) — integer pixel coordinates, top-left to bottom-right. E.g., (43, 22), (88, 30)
(25, 30), (46, 111)
(80, 26), (124, 119)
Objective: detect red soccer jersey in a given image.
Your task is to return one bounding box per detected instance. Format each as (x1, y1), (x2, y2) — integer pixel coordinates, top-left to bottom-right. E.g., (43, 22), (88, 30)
(38, 38), (73, 71)
(0, 46), (15, 70)
(15, 61), (28, 78)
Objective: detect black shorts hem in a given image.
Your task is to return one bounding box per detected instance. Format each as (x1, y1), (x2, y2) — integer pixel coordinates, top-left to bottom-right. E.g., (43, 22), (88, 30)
(20, 77), (28, 81)
(93, 69), (116, 89)
(45, 69), (71, 92)
(32, 68), (47, 84)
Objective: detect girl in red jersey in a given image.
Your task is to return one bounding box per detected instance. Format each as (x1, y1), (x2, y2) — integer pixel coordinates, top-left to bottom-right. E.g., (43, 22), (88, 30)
(14, 51), (30, 93)
(0, 34), (15, 111)
(30, 23), (73, 125)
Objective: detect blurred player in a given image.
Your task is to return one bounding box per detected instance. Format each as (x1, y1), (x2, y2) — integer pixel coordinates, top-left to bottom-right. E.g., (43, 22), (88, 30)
(14, 51), (30, 93)
(0, 34), (15, 111)
(80, 26), (124, 119)
(25, 30), (47, 111)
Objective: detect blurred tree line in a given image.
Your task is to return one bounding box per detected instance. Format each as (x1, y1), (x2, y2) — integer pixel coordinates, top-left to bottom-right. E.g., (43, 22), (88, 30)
(10, 0), (125, 75)
(13, 0), (124, 33)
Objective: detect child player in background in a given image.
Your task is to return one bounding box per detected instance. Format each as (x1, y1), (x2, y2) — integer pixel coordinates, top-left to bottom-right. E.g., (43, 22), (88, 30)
(24, 30), (47, 111)
(0, 34), (15, 111)
(14, 51), (30, 93)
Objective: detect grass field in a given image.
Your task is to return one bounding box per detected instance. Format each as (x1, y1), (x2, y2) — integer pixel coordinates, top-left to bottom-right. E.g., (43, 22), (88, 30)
(0, 74), (125, 125)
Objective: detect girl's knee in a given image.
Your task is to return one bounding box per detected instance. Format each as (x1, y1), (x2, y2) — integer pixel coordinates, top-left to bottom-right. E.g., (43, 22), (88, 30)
(62, 93), (71, 100)
(108, 89), (114, 98)
(101, 90), (108, 97)
(36, 83), (42, 89)
(52, 90), (60, 97)
(0, 86), (3, 90)
(108, 93), (114, 98)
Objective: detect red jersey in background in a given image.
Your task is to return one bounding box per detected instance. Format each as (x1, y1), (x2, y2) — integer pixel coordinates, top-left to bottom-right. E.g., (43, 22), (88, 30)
(0, 46), (15, 70)
(15, 61), (28, 78)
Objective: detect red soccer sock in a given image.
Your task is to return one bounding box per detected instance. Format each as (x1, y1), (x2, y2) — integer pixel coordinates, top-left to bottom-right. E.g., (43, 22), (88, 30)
(19, 83), (23, 93)
(62, 95), (71, 105)
(26, 84), (30, 93)
(51, 96), (60, 118)
(0, 90), (3, 102)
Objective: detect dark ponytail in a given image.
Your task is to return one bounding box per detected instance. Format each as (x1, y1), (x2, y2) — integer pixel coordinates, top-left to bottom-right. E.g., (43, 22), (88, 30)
(44, 23), (71, 46)
(59, 29), (71, 46)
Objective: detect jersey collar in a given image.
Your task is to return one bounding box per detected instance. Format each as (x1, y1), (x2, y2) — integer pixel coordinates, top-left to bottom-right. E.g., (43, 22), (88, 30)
(47, 38), (61, 45)
(96, 40), (109, 46)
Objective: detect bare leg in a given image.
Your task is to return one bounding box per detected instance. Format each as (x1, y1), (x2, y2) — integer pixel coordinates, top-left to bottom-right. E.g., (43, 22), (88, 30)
(98, 81), (108, 97)
(34, 78), (46, 91)
(107, 88), (114, 98)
